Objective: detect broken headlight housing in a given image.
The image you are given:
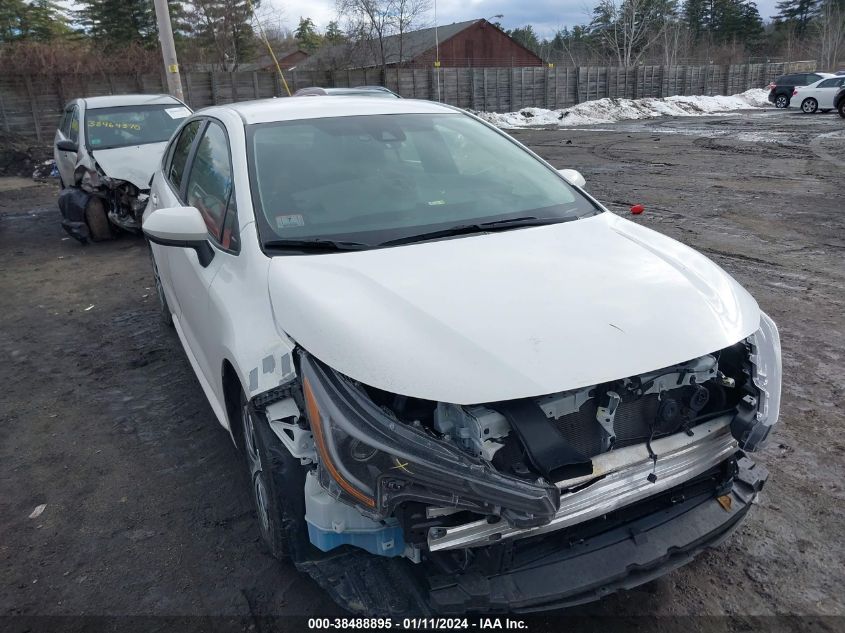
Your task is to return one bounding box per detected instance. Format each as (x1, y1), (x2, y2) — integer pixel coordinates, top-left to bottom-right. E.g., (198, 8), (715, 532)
(300, 352), (560, 527)
(736, 311), (782, 451)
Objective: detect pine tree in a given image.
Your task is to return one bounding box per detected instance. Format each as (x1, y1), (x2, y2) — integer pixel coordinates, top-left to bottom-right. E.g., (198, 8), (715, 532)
(294, 16), (321, 52)
(75, 0), (157, 47)
(186, 0), (258, 70)
(324, 20), (345, 45)
(508, 25), (540, 52)
(772, 0), (819, 37)
(684, 0), (710, 39)
(1, 0), (69, 41)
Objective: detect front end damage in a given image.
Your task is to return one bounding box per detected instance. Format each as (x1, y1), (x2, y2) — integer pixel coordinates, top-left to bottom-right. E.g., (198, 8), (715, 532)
(251, 313), (781, 614)
(58, 164), (148, 243)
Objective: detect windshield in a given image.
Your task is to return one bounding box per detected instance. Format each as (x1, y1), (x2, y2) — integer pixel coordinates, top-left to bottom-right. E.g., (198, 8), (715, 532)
(247, 113), (597, 250)
(85, 104), (190, 150)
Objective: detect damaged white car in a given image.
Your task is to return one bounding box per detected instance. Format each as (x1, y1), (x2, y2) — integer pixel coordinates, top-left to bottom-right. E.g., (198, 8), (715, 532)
(54, 94), (191, 242)
(143, 97), (780, 614)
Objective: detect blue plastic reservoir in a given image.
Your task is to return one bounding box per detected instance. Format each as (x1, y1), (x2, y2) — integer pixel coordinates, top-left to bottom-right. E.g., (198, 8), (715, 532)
(306, 521), (405, 557)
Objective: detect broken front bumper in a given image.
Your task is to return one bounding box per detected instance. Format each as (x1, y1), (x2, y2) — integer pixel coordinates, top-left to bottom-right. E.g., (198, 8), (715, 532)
(428, 417), (738, 551)
(298, 454), (768, 615)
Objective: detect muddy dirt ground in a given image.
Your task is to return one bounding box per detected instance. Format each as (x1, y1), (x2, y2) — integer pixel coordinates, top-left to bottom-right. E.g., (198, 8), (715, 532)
(1, 109), (844, 627)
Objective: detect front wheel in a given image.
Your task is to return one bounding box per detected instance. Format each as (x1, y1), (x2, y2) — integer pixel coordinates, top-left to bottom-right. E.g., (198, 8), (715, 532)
(240, 389), (310, 561)
(801, 98), (818, 114)
(839, 101), (845, 118)
(85, 196), (113, 241)
(775, 94), (789, 108)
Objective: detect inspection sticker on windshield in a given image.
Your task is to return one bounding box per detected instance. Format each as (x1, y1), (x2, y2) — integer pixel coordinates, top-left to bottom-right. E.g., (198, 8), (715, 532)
(165, 107), (191, 119)
(276, 214), (305, 229)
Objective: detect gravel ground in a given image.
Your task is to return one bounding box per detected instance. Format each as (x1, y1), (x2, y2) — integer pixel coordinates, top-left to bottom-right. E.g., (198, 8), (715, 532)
(1, 109), (843, 626)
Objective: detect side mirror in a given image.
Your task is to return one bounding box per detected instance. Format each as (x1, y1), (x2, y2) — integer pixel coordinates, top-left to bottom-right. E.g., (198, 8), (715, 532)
(558, 168), (586, 189)
(142, 206), (215, 267)
(56, 139), (78, 153)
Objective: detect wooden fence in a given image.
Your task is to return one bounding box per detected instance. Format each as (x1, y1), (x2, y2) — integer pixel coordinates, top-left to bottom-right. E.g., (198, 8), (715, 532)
(0, 61), (816, 142)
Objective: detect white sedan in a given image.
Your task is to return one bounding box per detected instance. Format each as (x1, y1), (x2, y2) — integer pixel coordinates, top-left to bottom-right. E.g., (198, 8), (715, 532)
(143, 97), (781, 614)
(793, 75), (845, 113)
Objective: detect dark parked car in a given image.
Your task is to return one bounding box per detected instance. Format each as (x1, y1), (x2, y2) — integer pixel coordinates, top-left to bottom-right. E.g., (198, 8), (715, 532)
(767, 72), (834, 108)
(835, 85), (845, 118)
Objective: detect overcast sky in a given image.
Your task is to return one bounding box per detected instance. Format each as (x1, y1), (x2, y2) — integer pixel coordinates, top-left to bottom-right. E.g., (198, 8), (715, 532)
(262, 0), (780, 40)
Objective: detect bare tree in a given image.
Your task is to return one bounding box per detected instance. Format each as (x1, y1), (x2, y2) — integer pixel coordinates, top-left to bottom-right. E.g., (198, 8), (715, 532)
(815, 0), (845, 69)
(393, 0), (431, 65)
(337, 0), (431, 75)
(592, 0), (673, 66)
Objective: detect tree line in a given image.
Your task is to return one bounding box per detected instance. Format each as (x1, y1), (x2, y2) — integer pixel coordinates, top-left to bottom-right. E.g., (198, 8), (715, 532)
(1, 0), (842, 75)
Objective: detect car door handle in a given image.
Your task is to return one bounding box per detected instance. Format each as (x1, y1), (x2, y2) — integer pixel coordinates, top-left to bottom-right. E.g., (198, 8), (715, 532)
(151, 194), (159, 206)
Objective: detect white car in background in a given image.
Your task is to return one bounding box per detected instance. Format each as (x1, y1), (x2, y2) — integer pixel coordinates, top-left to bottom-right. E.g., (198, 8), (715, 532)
(142, 97), (780, 614)
(54, 94), (191, 242)
(792, 75), (845, 113)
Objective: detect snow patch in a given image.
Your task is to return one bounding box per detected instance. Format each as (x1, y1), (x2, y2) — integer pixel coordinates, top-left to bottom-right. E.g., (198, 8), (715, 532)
(476, 89), (771, 129)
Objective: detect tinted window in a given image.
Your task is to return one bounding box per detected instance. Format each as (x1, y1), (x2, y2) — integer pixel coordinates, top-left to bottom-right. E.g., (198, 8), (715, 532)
(68, 107), (80, 143)
(818, 78), (844, 88)
(803, 74), (821, 85)
(85, 104), (190, 150)
(59, 108), (72, 136)
(185, 122), (233, 244)
(167, 120), (201, 192)
(248, 113), (597, 248)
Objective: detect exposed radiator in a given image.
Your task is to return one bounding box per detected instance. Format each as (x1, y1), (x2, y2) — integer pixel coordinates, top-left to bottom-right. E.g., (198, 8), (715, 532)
(555, 387), (692, 457)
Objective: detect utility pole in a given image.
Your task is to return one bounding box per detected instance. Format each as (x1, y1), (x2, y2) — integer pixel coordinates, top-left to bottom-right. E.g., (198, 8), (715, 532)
(153, 0), (185, 101)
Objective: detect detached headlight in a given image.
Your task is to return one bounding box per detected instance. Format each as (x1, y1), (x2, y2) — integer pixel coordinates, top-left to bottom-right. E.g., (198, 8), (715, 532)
(300, 352), (560, 527)
(735, 311), (782, 450)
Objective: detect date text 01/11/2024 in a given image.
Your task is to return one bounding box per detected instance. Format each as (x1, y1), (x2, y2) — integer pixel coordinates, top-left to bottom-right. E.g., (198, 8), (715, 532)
(307, 618), (529, 630)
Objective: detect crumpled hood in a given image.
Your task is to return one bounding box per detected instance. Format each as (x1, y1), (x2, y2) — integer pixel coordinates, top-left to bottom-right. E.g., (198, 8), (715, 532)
(268, 212), (760, 404)
(91, 142), (168, 189)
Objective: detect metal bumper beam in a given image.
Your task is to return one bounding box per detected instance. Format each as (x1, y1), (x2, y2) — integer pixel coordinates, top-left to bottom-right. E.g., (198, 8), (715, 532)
(427, 417), (738, 551)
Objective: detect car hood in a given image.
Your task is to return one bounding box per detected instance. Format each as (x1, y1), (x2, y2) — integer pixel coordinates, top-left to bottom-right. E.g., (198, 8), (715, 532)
(268, 212), (760, 404)
(91, 142), (168, 189)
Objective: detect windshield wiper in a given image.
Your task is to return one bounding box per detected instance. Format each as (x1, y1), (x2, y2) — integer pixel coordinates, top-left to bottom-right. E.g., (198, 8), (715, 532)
(264, 238), (369, 252)
(379, 216), (569, 247)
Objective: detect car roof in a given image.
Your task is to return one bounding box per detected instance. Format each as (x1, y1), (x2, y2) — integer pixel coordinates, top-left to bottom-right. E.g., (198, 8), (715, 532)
(211, 96), (456, 125)
(81, 94), (183, 110)
(294, 87), (399, 97)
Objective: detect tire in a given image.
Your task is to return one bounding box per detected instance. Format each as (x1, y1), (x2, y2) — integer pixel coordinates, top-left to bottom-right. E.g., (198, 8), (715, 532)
(85, 196), (113, 241)
(801, 98), (818, 114)
(839, 101), (845, 118)
(775, 94), (789, 108)
(240, 389), (310, 561)
(148, 244), (173, 327)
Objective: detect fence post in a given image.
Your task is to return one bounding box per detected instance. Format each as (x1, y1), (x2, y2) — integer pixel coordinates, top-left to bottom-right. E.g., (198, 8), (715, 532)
(723, 65), (730, 95)
(430, 67), (436, 101)
(575, 67), (582, 103)
(230, 72), (237, 102)
(520, 67), (525, 110)
(184, 73), (193, 106)
(252, 72), (260, 99)
(0, 88), (9, 133)
(23, 75), (42, 143)
(482, 68), (487, 111)
(510, 68), (515, 111)
(211, 72), (219, 104)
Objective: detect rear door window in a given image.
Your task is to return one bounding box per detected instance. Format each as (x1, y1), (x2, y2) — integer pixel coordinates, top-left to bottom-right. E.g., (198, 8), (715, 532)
(818, 78), (844, 88)
(167, 120), (201, 193)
